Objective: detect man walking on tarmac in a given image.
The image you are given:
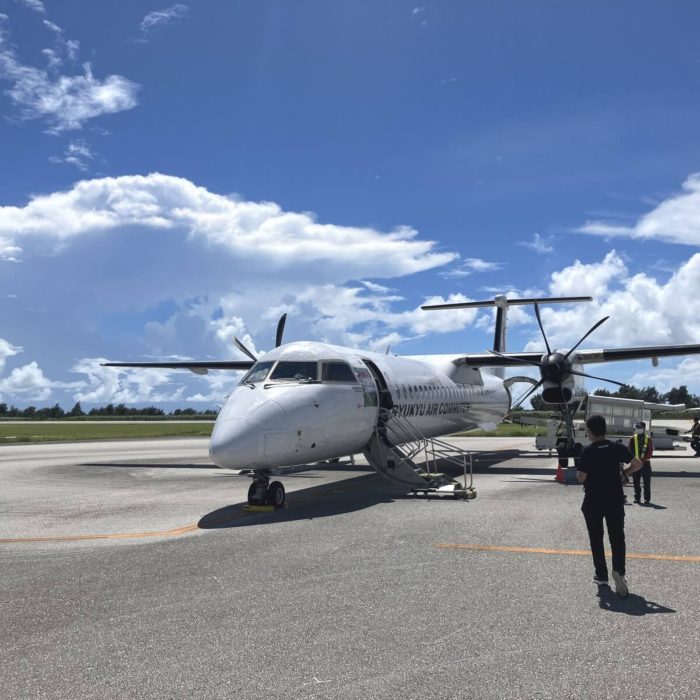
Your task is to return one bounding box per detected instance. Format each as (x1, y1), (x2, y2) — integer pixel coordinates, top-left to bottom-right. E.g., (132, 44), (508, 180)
(629, 421), (653, 504)
(577, 415), (643, 598)
(689, 416), (700, 456)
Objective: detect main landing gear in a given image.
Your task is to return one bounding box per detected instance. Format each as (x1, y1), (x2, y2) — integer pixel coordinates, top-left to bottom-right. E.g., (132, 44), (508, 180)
(247, 473), (286, 509)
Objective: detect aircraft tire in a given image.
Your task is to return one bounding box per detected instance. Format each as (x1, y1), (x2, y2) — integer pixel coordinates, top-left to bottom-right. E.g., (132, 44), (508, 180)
(247, 481), (262, 506)
(266, 481), (286, 509)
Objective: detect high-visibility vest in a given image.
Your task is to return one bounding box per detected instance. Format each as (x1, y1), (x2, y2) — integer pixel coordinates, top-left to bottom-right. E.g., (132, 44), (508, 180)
(632, 433), (649, 460)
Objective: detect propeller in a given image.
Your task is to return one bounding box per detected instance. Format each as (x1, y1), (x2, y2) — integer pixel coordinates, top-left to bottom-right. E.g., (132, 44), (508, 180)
(233, 313), (288, 362)
(511, 379), (544, 410)
(533, 303), (552, 356)
(487, 349), (540, 367)
(233, 336), (257, 362)
(568, 368), (626, 387)
(497, 303), (623, 407)
(275, 313), (287, 348)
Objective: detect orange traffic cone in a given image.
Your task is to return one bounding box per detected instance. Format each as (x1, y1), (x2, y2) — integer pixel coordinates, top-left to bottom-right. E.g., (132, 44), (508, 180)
(554, 460), (565, 483)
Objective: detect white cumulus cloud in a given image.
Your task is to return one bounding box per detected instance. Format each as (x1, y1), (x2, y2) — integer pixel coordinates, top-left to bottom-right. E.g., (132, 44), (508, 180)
(627, 357), (700, 395)
(0, 338), (22, 370)
(523, 251), (700, 353)
(0, 361), (82, 402)
(579, 172), (700, 246)
(0, 173), (456, 277)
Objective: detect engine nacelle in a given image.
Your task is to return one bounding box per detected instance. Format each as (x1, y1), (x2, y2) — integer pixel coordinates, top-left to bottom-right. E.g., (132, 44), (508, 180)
(542, 383), (573, 404)
(540, 358), (586, 405)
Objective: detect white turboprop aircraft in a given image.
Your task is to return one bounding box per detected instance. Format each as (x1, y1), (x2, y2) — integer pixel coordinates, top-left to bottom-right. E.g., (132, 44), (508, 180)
(104, 296), (700, 507)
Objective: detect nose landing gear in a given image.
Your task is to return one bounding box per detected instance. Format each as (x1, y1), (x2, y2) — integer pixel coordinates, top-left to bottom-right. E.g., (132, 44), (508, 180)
(246, 473), (286, 509)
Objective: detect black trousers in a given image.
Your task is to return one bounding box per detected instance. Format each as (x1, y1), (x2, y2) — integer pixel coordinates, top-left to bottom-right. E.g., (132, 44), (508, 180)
(633, 462), (652, 502)
(582, 501), (626, 580)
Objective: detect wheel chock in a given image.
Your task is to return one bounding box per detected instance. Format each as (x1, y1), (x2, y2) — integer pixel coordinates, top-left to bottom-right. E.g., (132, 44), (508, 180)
(243, 504), (279, 513)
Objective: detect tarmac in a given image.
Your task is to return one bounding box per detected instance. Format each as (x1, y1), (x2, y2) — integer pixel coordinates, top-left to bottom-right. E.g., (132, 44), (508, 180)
(1, 436), (699, 699)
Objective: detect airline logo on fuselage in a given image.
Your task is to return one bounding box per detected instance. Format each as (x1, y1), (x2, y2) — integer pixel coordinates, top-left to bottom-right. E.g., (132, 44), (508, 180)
(393, 402), (471, 418)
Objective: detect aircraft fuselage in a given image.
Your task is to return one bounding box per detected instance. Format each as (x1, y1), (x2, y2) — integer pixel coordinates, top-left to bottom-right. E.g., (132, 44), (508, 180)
(209, 341), (510, 470)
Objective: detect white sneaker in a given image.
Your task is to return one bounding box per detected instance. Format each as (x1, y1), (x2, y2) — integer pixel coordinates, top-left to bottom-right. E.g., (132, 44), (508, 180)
(612, 571), (628, 598)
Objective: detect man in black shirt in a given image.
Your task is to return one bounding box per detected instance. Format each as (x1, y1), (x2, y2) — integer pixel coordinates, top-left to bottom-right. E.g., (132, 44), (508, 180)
(689, 416), (700, 457)
(576, 415), (643, 597)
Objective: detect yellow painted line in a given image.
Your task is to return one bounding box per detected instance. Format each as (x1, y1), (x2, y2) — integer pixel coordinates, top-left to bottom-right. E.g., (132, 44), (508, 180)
(0, 511), (249, 544)
(435, 543), (700, 563)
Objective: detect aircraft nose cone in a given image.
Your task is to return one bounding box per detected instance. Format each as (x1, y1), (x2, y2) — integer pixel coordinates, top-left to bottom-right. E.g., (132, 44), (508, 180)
(209, 417), (261, 469)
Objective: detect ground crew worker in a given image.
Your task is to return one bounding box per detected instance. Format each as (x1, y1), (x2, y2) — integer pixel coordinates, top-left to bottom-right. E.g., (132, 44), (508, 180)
(689, 416), (700, 457)
(629, 421), (653, 504)
(576, 414), (643, 598)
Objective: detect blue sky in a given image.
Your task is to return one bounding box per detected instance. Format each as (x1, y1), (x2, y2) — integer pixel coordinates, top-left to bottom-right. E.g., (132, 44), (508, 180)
(1, 0), (700, 408)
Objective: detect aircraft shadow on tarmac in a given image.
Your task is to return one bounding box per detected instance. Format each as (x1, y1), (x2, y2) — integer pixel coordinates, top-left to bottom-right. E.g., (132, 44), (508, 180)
(197, 473), (402, 529)
(197, 452), (538, 530)
(463, 450), (570, 480)
(596, 588), (676, 616)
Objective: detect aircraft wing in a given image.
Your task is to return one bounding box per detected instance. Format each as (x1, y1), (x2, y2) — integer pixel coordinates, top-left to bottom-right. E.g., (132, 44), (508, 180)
(456, 343), (700, 368)
(572, 344), (700, 364)
(102, 360), (254, 375)
(455, 353), (542, 367)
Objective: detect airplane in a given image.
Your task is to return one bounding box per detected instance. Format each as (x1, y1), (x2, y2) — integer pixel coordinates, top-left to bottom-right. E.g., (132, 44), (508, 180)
(103, 295), (700, 508)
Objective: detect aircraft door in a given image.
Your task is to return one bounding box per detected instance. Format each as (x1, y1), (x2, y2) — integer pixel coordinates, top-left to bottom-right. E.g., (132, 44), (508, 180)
(352, 364), (379, 412)
(360, 359), (394, 410)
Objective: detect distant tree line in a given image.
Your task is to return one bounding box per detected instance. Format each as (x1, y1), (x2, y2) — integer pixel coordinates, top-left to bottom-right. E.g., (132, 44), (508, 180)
(529, 384), (700, 411)
(0, 402), (218, 419)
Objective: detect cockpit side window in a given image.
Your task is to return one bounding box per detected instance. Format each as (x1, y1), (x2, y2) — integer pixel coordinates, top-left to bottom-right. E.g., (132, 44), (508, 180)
(322, 362), (357, 382)
(270, 361), (318, 381)
(240, 360), (274, 385)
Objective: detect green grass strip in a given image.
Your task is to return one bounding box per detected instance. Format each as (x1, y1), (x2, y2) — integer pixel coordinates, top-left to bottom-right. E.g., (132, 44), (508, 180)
(0, 422), (214, 443)
(0, 420), (544, 444)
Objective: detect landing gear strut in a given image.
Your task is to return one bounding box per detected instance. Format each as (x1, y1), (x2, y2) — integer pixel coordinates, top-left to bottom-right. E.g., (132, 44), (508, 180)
(247, 473), (286, 509)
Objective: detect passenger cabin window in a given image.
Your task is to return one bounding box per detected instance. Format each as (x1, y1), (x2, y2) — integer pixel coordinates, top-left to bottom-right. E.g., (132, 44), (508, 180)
(240, 360), (274, 385)
(270, 361), (318, 381)
(322, 362), (357, 382)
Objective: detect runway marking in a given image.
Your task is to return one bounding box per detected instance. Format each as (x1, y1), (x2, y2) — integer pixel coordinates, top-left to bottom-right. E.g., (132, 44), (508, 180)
(435, 543), (700, 563)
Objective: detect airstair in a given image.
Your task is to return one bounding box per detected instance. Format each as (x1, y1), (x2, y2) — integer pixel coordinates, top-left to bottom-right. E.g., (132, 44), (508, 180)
(362, 408), (476, 499)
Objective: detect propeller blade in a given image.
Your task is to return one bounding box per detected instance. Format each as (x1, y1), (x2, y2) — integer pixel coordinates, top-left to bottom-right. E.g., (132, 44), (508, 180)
(487, 349), (541, 367)
(568, 368), (625, 387)
(533, 302), (552, 356)
(563, 316), (609, 360)
(511, 379), (544, 409)
(233, 336), (257, 362)
(275, 313), (287, 348)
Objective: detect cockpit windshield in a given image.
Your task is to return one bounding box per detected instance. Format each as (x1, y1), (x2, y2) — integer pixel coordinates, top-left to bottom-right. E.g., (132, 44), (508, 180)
(269, 361), (318, 381)
(322, 361), (357, 382)
(240, 361), (274, 385)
